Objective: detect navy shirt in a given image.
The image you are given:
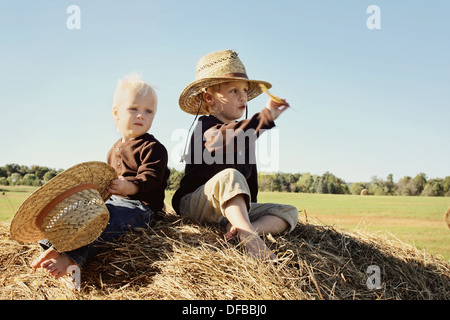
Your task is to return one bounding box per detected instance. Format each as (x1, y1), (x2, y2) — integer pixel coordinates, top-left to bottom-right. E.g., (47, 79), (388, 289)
(172, 108), (275, 214)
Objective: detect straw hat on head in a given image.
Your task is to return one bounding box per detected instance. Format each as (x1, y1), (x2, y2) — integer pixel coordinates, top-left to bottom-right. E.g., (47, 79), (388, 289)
(179, 50), (272, 115)
(10, 161), (117, 252)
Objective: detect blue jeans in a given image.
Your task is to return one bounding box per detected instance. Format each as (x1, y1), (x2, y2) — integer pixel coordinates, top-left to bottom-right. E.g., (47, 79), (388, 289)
(39, 196), (154, 268)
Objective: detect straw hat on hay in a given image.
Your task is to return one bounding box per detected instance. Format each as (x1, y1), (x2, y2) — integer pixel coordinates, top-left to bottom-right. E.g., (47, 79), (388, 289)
(178, 49), (272, 115)
(10, 161), (117, 252)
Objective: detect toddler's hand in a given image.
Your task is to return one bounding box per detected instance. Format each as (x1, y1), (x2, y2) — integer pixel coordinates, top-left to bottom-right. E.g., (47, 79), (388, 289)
(108, 176), (138, 196)
(265, 97), (290, 121)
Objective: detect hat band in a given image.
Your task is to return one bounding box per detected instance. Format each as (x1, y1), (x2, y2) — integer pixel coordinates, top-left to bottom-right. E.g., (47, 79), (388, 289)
(35, 183), (98, 229)
(222, 72), (249, 79)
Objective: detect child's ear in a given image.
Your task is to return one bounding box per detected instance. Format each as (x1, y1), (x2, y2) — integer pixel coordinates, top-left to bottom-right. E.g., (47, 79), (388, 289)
(112, 106), (119, 119)
(203, 92), (215, 107)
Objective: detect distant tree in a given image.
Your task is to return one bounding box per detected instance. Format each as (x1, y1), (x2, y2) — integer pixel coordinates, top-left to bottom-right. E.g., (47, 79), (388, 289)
(22, 173), (40, 186)
(421, 179), (444, 197)
(283, 173), (297, 192)
(369, 176), (385, 195)
(322, 171), (349, 194)
(350, 182), (367, 195)
(314, 176), (328, 194)
(167, 168), (184, 191)
(18, 165), (29, 176)
(0, 167), (7, 178)
(413, 173), (427, 195)
(4, 164), (21, 176)
(271, 174), (282, 192)
(443, 176), (450, 197)
(289, 182), (299, 193)
(408, 179), (420, 196)
(384, 174), (395, 195)
(0, 177), (8, 185)
(323, 172), (335, 194)
(258, 174), (273, 192)
(43, 170), (58, 183)
(277, 173), (289, 192)
(30, 165), (51, 180)
(296, 173), (314, 193)
(7, 173), (22, 186)
(396, 176), (412, 196)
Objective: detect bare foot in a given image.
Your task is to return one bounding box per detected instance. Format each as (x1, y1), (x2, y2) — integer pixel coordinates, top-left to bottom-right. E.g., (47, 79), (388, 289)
(237, 230), (277, 261)
(31, 248), (77, 279)
(224, 223), (238, 241)
(31, 248), (59, 270)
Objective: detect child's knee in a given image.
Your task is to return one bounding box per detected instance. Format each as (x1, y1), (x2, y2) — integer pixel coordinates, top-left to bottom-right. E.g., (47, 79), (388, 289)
(220, 168), (245, 183)
(211, 168), (250, 194)
(207, 169), (251, 213)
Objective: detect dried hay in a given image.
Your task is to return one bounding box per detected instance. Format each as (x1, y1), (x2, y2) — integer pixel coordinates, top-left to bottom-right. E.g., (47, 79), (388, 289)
(360, 189), (369, 196)
(1, 212), (449, 300)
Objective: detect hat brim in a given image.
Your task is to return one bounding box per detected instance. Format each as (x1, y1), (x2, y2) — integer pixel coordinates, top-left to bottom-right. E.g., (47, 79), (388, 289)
(179, 77), (272, 115)
(9, 161), (117, 243)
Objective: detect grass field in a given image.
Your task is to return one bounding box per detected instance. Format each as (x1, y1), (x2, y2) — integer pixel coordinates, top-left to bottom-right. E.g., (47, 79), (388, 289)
(0, 186), (37, 221)
(2, 187), (449, 261)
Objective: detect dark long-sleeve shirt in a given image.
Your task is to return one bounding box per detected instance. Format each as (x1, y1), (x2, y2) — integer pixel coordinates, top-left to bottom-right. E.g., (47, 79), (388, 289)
(172, 108), (275, 214)
(107, 133), (170, 213)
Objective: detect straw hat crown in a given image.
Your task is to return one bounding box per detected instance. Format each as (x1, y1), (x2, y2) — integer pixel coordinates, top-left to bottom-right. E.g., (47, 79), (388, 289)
(10, 161), (117, 252)
(179, 50), (272, 115)
(195, 50), (246, 79)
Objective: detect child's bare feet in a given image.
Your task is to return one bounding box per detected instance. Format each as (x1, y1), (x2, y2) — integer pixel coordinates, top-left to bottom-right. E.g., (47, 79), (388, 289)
(224, 222), (238, 241)
(31, 248), (59, 270)
(31, 248), (77, 279)
(223, 195), (277, 261)
(237, 229), (277, 261)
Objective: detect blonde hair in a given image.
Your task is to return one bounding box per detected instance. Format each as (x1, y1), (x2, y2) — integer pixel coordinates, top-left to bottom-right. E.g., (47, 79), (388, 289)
(112, 72), (157, 127)
(112, 72), (157, 109)
(204, 83), (221, 94)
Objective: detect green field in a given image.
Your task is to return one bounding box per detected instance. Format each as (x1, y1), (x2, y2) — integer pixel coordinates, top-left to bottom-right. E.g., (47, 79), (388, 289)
(0, 186), (37, 221)
(2, 187), (449, 261)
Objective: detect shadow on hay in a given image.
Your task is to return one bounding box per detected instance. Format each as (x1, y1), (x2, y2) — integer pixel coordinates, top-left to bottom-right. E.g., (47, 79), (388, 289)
(278, 221), (450, 299)
(79, 211), (224, 290)
(77, 211), (449, 299)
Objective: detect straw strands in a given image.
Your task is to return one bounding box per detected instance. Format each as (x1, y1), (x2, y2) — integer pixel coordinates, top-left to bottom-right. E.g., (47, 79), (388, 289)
(1, 211), (449, 300)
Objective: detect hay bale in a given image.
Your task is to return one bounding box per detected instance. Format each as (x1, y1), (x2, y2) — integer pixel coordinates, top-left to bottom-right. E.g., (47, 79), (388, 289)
(445, 207), (450, 229)
(360, 189), (369, 196)
(1, 212), (449, 300)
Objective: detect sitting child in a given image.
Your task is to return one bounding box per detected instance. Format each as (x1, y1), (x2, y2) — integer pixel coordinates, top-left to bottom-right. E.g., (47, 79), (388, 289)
(172, 50), (298, 260)
(32, 73), (170, 278)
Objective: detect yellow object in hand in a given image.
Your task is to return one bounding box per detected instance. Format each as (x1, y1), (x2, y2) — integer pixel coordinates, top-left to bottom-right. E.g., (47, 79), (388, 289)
(259, 84), (284, 104)
(259, 84), (296, 111)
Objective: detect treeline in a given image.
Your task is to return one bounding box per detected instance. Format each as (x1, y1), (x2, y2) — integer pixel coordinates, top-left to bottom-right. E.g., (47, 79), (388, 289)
(1, 164), (449, 197)
(258, 172), (450, 197)
(170, 169), (450, 197)
(353, 173), (450, 197)
(0, 164), (62, 186)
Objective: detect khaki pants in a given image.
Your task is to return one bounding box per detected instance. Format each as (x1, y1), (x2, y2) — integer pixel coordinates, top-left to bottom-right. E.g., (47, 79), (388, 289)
(179, 169), (299, 232)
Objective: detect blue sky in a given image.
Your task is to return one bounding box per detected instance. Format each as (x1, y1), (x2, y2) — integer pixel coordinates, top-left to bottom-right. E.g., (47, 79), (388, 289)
(0, 0), (449, 183)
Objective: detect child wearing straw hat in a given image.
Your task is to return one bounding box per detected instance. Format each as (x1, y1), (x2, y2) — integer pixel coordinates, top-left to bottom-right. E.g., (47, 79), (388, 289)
(27, 73), (170, 278)
(172, 50), (298, 261)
